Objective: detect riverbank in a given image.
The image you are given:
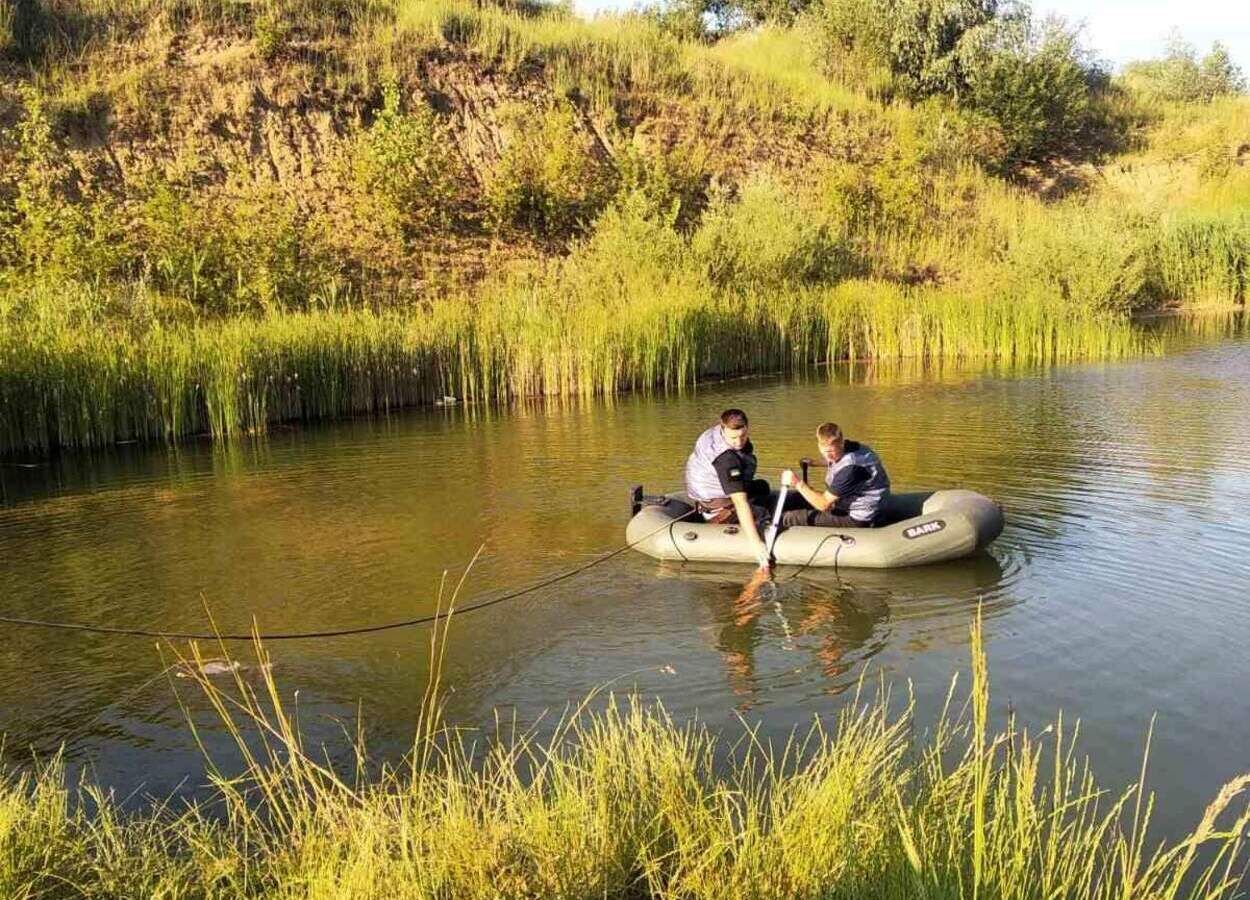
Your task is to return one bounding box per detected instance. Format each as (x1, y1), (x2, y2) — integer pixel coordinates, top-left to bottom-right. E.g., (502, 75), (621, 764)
(1, 0), (1247, 453)
(1, 616), (1246, 898)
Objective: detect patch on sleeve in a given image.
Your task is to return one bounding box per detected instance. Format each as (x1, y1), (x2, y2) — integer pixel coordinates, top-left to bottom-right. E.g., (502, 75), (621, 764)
(728, 468), (742, 478)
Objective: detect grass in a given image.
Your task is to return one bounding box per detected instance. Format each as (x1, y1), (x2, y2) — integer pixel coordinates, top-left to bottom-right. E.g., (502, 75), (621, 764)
(397, 0), (691, 112)
(0, 610), (1247, 897)
(0, 262), (1154, 453)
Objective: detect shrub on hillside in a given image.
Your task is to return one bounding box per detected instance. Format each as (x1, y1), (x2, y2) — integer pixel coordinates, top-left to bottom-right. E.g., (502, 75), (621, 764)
(139, 181), (339, 316)
(352, 83), (460, 239)
(1001, 207), (1153, 313)
(563, 190), (690, 299)
(487, 102), (614, 239)
(614, 140), (709, 230)
(0, 89), (133, 282)
(253, 10), (291, 60)
(642, 0), (715, 42)
(691, 175), (848, 287)
(1121, 36), (1246, 104)
(810, 0), (1103, 167)
(962, 18), (1096, 167)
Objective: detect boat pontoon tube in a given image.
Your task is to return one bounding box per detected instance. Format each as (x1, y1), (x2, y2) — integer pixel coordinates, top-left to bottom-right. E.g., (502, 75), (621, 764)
(625, 490), (1003, 569)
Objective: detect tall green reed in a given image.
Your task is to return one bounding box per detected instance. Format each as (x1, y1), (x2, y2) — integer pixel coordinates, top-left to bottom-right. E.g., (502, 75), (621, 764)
(1, 608), (1246, 897)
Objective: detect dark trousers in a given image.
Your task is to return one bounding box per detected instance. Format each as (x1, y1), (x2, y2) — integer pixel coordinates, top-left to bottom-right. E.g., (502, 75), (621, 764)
(779, 493), (872, 528)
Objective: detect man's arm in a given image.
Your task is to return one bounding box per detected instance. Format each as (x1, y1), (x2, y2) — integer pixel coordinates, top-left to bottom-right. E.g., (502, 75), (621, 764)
(712, 452), (770, 568)
(782, 469), (836, 512)
(730, 491), (769, 567)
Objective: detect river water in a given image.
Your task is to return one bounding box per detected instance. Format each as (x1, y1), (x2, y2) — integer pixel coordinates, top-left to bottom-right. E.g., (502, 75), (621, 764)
(1, 317), (1248, 837)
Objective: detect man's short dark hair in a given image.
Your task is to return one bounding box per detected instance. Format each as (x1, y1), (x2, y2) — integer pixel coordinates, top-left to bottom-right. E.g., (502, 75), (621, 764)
(720, 408), (748, 428)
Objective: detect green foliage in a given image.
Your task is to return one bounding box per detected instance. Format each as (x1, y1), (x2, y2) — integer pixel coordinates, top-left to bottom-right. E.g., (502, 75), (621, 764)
(885, 0), (1004, 100)
(0, 89), (131, 281)
(1122, 35), (1247, 104)
(253, 8), (292, 60)
(811, 0), (893, 91)
(613, 139), (709, 229)
(811, 0), (1100, 167)
(352, 82), (461, 239)
(640, 0), (713, 42)
(0, 619), (1245, 896)
(138, 180), (340, 315)
(1146, 216), (1250, 308)
(487, 102), (614, 238)
(691, 175), (848, 287)
(3, 0), (1249, 452)
(963, 19), (1093, 166)
(1200, 42), (1246, 97)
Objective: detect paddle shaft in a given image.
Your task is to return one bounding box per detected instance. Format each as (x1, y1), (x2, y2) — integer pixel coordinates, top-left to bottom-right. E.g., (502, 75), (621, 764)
(763, 484), (789, 563)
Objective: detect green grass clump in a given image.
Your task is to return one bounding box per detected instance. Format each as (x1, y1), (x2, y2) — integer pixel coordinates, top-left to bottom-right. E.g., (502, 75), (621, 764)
(0, 612), (1247, 897)
(352, 81), (462, 239)
(692, 174), (851, 287)
(486, 101), (615, 238)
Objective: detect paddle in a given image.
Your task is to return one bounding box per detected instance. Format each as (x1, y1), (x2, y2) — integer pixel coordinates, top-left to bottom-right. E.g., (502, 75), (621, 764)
(762, 483), (789, 565)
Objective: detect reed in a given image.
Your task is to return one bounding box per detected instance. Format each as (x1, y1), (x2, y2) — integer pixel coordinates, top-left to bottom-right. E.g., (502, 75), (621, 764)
(0, 611), (1246, 897)
(0, 266), (1153, 453)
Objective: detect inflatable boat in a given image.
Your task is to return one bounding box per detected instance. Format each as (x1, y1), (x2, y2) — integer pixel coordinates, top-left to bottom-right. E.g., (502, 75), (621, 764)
(626, 488), (1003, 569)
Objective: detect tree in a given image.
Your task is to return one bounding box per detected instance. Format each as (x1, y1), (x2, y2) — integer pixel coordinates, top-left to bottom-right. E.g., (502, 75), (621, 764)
(1199, 42), (1246, 98)
(1121, 33), (1245, 103)
(963, 16), (1094, 165)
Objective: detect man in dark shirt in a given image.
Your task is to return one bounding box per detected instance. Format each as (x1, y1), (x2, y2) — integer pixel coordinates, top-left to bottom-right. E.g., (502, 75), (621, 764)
(780, 422), (891, 527)
(684, 408), (773, 567)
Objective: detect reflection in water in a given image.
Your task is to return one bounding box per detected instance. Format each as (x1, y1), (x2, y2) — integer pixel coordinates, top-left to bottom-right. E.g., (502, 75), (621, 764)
(660, 553), (1009, 708)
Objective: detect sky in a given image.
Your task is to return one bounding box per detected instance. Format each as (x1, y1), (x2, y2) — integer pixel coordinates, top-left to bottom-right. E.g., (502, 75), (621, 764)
(571, 0), (1250, 73)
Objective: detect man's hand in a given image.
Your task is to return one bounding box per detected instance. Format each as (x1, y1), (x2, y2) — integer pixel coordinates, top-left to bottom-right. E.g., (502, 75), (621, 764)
(781, 468), (797, 488)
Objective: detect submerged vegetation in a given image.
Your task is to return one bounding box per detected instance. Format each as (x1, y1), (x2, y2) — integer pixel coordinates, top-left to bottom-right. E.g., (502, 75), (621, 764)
(0, 0), (1248, 451)
(1, 614), (1247, 897)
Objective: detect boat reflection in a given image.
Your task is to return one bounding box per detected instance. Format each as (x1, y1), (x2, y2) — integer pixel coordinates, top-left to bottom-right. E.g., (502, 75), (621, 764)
(655, 553), (1009, 708)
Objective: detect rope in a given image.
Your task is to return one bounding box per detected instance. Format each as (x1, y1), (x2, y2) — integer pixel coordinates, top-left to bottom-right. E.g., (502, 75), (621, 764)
(0, 508), (697, 643)
(784, 531), (851, 581)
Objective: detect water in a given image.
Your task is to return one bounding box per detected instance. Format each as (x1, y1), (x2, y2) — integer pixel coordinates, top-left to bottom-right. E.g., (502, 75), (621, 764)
(1, 325), (1249, 837)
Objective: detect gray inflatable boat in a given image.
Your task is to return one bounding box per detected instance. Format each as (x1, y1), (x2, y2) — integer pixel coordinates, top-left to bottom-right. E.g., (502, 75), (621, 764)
(626, 489), (1004, 568)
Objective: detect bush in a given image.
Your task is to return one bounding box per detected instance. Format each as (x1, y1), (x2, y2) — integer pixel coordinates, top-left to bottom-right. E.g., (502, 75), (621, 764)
(962, 18), (1095, 166)
(691, 174), (847, 287)
(613, 139), (709, 230)
(138, 180), (339, 315)
(1121, 36), (1247, 104)
(811, 0), (1102, 166)
(885, 0), (1004, 100)
(641, 0), (714, 42)
(487, 102), (614, 239)
(253, 10), (291, 60)
(1001, 207), (1153, 314)
(0, 89), (134, 281)
(352, 82), (460, 239)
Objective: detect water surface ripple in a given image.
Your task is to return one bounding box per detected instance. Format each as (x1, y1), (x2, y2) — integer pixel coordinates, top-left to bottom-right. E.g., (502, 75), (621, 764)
(1, 331), (1249, 836)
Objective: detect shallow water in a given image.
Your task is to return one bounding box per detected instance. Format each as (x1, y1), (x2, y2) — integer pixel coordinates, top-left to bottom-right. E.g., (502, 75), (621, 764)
(1, 321), (1249, 837)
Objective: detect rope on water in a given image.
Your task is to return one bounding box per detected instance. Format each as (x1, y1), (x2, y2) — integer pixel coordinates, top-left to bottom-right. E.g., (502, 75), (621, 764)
(0, 509), (698, 642)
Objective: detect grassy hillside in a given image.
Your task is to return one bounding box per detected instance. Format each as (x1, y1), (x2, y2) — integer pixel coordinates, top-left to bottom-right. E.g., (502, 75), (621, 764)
(1, 0), (1248, 451)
